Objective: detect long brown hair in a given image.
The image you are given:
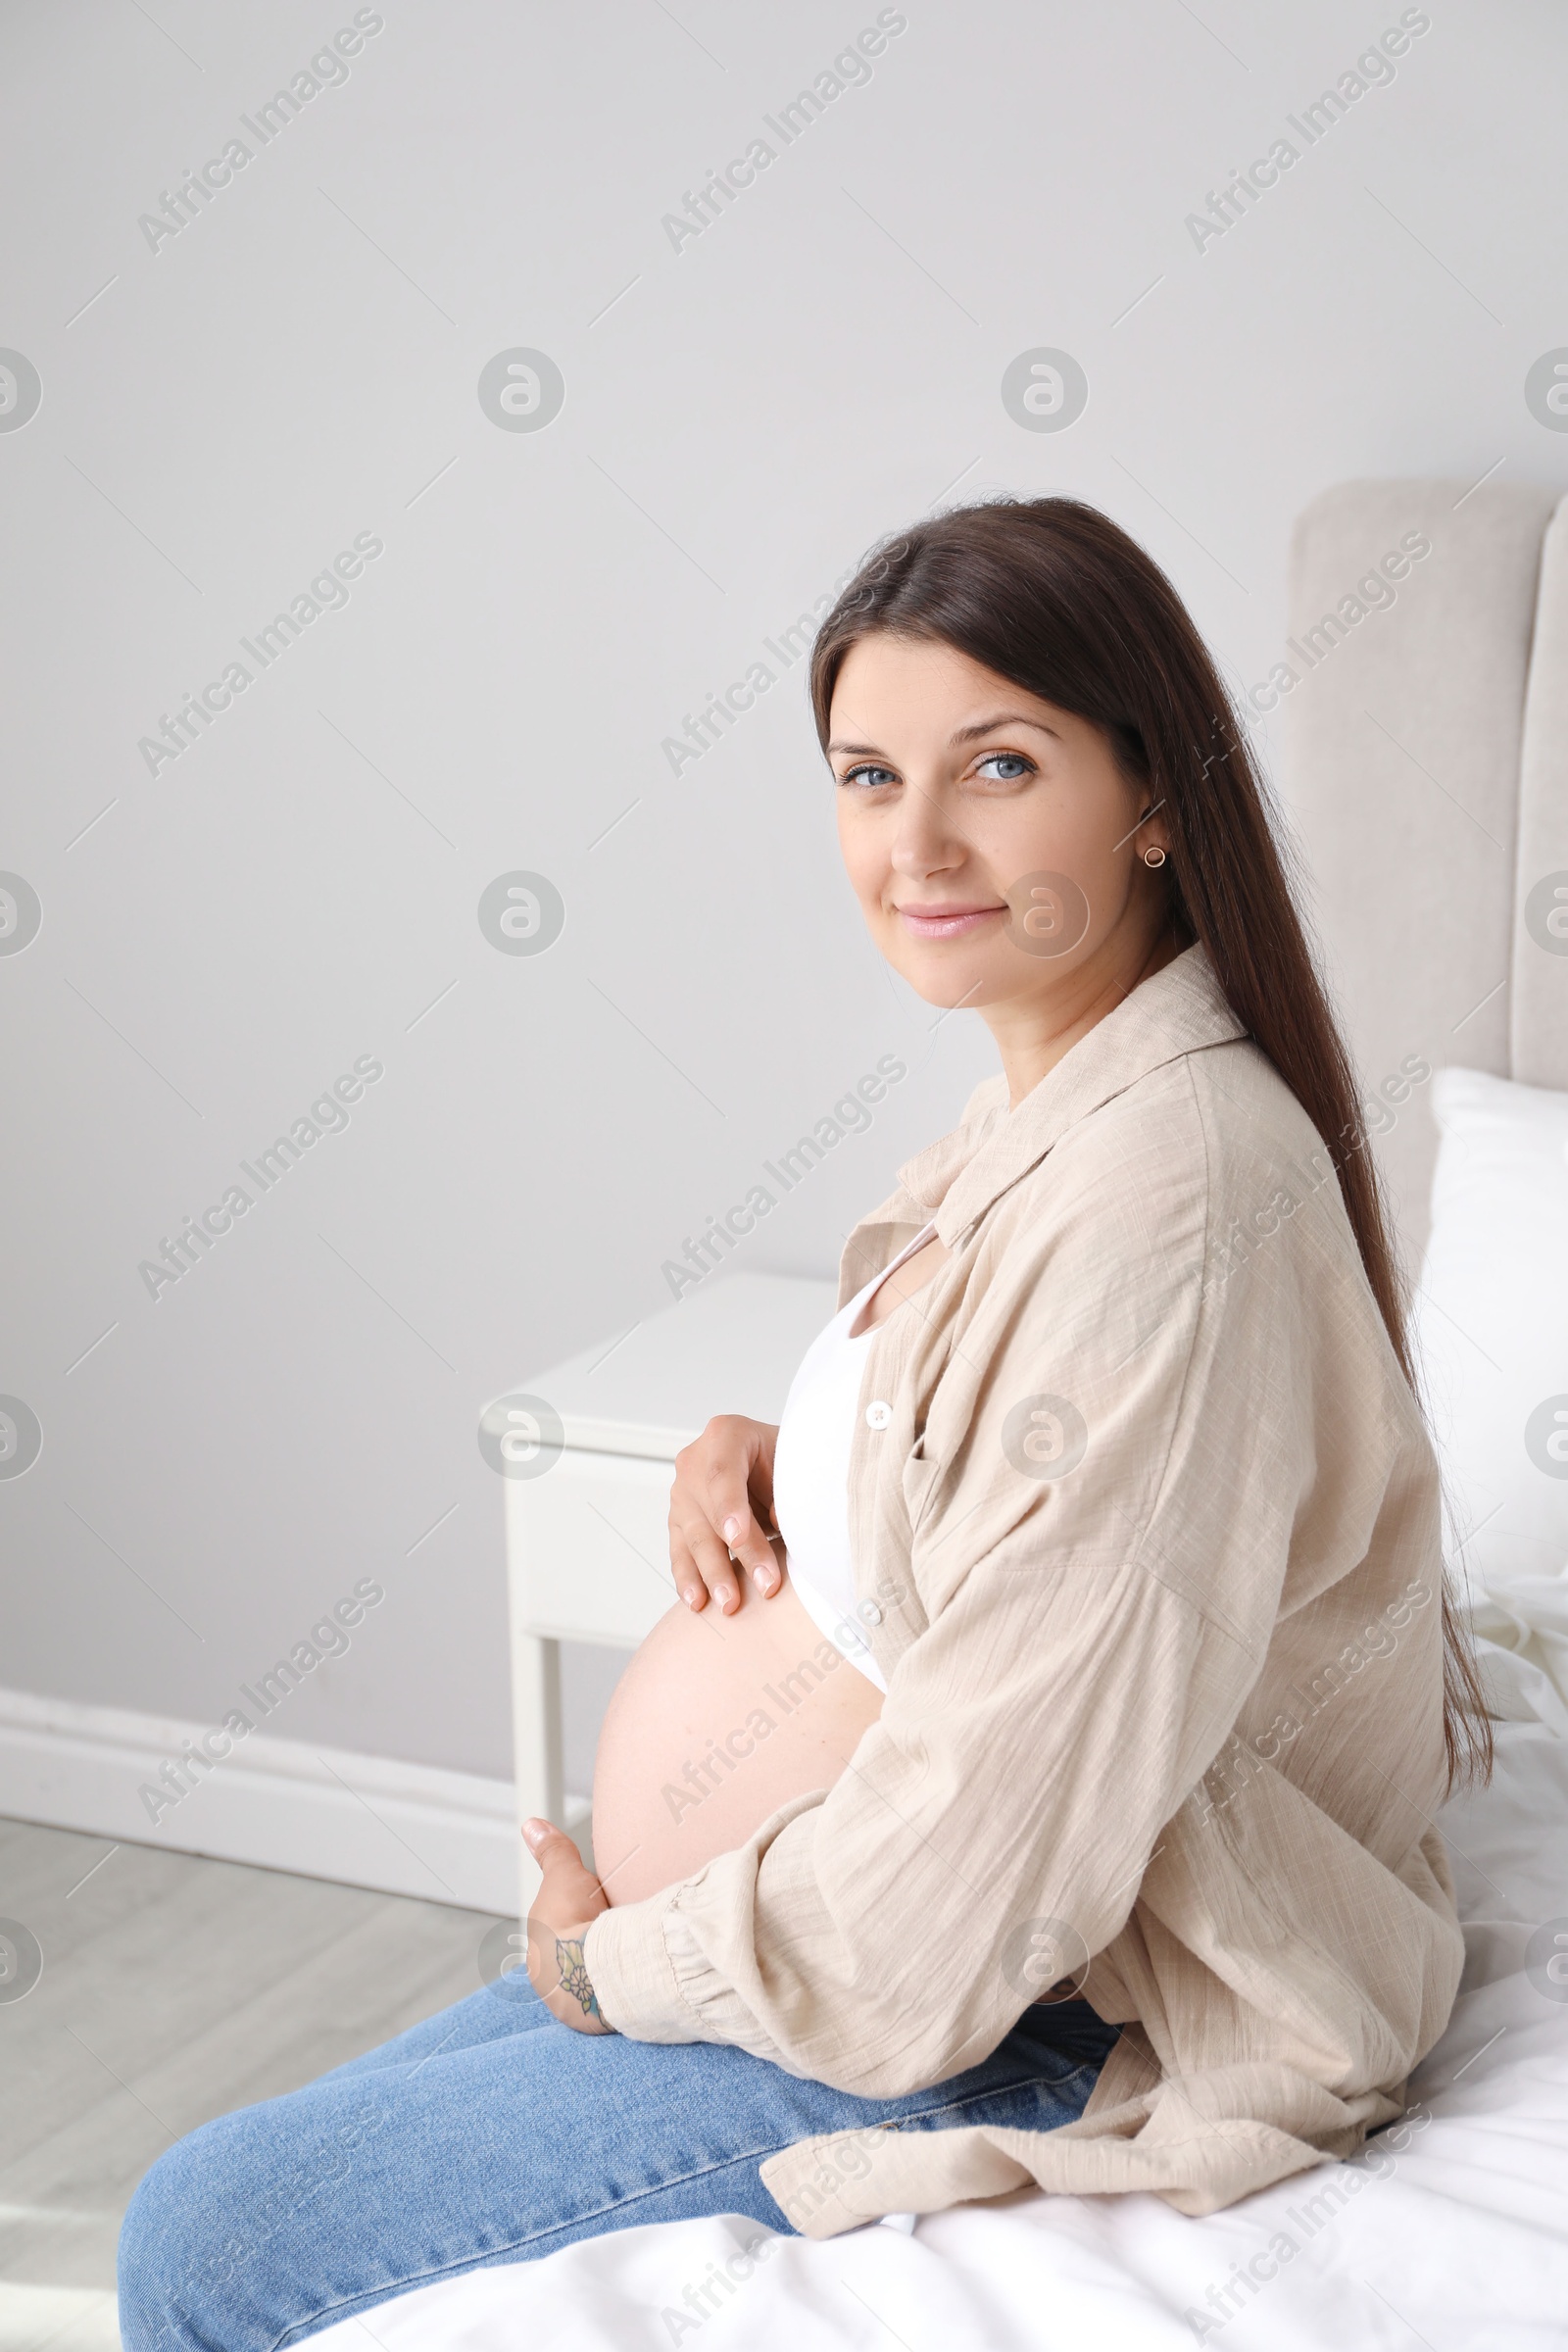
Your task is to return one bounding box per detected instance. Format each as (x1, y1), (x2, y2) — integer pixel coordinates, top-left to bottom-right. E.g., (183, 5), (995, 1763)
(809, 495), (1491, 1788)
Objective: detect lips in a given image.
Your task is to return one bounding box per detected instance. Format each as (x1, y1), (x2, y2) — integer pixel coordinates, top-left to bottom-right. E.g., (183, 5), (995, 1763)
(896, 904), (1006, 940)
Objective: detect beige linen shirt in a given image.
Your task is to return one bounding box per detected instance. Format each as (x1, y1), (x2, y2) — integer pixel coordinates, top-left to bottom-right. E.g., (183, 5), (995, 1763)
(586, 944), (1462, 2234)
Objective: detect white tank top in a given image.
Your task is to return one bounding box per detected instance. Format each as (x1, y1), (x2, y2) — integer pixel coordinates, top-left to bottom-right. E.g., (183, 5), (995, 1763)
(770, 1225), (937, 1693)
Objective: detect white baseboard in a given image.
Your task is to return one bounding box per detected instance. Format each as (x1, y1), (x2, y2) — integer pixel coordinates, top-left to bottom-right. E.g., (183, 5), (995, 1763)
(0, 2283), (119, 2352)
(0, 1685), (530, 1915)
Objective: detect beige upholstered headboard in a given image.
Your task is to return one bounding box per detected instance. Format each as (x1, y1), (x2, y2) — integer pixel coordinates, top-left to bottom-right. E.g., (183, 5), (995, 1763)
(1280, 478), (1568, 1271)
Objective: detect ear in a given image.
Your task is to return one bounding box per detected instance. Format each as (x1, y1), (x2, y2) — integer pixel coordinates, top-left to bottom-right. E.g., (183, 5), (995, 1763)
(1131, 798), (1172, 864)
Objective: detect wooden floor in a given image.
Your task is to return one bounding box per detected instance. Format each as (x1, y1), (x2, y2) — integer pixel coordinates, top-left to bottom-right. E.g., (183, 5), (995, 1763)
(0, 1816), (502, 2352)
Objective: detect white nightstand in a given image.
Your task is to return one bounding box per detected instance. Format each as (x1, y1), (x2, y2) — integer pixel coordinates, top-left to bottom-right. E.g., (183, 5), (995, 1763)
(501, 1272), (837, 1907)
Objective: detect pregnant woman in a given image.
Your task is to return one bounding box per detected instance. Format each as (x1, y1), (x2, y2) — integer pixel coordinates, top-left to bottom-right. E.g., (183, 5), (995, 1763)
(120, 499), (1489, 2348)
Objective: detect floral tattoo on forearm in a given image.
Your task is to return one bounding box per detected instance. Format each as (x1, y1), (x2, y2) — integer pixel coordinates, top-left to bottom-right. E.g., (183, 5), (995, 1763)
(554, 1935), (612, 2033)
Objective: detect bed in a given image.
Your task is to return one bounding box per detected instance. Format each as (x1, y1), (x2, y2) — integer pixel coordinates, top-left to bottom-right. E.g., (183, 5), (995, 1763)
(314, 479), (1568, 2350)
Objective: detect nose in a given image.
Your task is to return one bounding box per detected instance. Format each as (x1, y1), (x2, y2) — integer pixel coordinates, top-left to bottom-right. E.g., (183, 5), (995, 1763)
(888, 780), (966, 882)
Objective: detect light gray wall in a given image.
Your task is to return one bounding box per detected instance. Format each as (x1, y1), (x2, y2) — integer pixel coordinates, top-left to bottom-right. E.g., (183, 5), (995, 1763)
(3, 0), (1565, 1781)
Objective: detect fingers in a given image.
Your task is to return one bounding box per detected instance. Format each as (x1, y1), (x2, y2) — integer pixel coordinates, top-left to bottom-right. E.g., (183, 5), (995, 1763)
(669, 1417), (784, 1610)
(521, 1818), (607, 1919)
(668, 1528), (710, 1611)
(670, 1522), (741, 1613)
(690, 1523), (745, 1611)
(714, 1494), (779, 1592)
(721, 1419), (782, 1585)
(742, 1420), (780, 1529)
(520, 1815), (578, 1871)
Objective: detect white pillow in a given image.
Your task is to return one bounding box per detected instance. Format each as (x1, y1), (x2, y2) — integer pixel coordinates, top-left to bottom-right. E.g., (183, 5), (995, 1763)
(1414, 1067), (1568, 1595)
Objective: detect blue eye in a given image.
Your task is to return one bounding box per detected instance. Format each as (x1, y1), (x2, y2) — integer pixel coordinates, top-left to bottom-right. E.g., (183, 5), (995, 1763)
(975, 753), (1033, 782)
(840, 762), (899, 789)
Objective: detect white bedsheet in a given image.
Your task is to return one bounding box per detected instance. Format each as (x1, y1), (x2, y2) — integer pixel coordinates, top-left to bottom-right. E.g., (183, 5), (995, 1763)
(315, 1620), (1568, 2352)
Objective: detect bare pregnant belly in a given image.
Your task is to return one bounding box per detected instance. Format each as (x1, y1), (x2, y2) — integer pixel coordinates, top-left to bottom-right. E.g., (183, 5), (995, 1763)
(591, 1568), (884, 1908)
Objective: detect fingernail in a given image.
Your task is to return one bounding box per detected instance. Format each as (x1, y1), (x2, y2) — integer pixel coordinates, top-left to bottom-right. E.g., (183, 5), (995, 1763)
(722, 1515), (743, 1543)
(753, 1566), (772, 1592)
(521, 1818), (548, 1849)
(682, 1587), (700, 1606)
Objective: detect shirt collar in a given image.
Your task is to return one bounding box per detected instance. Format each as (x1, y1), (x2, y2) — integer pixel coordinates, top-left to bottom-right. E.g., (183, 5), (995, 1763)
(894, 944), (1248, 1243)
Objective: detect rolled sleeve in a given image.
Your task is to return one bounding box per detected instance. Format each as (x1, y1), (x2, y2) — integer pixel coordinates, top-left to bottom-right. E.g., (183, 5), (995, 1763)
(582, 1896), (687, 2042)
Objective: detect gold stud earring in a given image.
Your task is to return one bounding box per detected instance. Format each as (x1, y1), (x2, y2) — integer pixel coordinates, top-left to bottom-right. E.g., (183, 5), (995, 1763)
(1143, 845), (1167, 869)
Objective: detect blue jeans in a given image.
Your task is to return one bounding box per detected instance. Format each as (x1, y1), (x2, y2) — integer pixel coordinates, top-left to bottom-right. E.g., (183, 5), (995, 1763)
(118, 1976), (1116, 2351)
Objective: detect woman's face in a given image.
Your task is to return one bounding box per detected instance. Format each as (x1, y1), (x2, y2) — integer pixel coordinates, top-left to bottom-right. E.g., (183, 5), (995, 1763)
(829, 633), (1173, 1018)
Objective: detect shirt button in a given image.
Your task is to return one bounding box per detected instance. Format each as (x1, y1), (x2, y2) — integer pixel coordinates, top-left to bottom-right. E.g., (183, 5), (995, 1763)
(865, 1400), (893, 1431)
(862, 1601), (883, 1625)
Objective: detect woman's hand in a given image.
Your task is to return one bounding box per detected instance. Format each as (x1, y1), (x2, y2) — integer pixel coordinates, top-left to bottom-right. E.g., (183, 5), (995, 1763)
(521, 1819), (613, 2034)
(668, 1414), (782, 1613)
